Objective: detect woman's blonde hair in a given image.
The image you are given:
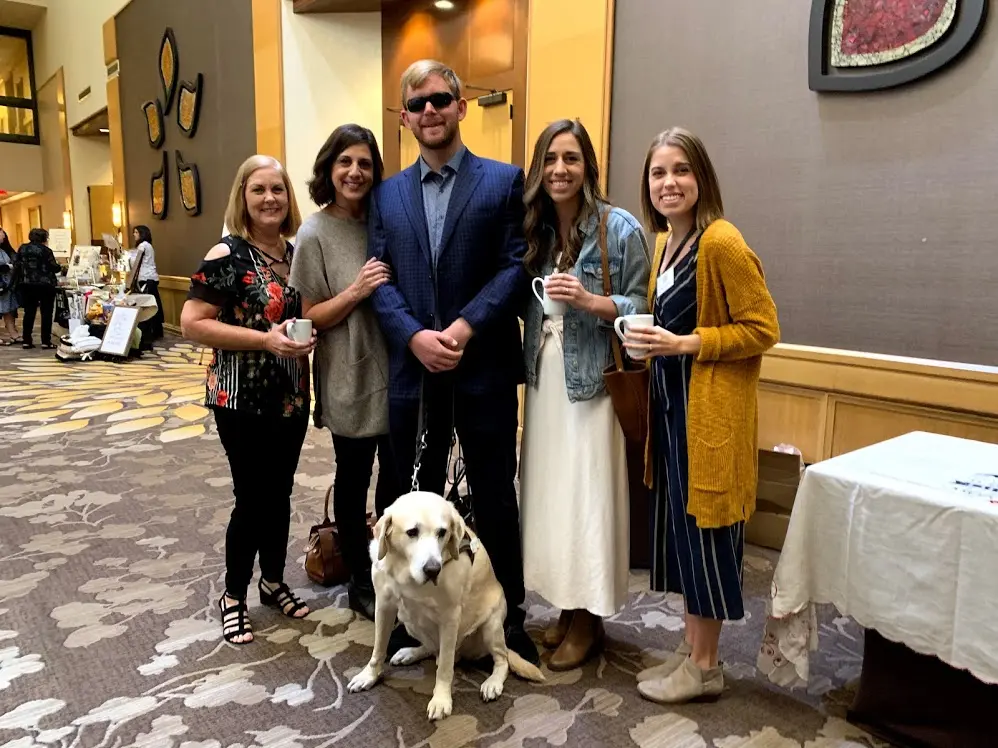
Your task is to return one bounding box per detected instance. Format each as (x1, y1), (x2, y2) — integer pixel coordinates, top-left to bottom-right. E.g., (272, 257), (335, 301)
(223, 155), (302, 239)
(640, 127), (724, 234)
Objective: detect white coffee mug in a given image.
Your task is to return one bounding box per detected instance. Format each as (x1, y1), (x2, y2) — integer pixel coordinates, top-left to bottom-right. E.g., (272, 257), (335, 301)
(532, 276), (569, 316)
(614, 314), (655, 357)
(286, 318), (313, 343)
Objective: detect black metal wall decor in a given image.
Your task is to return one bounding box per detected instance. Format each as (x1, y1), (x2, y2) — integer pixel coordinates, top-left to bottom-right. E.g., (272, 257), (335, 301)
(141, 99), (165, 149)
(159, 28), (179, 114)
(177, 73), (203, 138)
(176, 151), (202, 216)
(809, 0), (988, 92)
(151, 150), (169, 220)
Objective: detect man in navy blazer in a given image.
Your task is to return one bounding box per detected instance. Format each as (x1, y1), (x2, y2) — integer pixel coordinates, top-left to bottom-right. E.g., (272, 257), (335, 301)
(368, 59), (536, 665)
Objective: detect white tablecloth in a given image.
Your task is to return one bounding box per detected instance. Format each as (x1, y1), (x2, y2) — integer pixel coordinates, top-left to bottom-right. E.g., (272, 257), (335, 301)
(758, 431), (998, 688)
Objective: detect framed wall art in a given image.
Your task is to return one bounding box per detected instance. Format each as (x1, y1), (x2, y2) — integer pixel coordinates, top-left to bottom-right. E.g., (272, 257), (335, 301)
(177, 73), (203, 138)
(151, 150), (169, 220)
(176, 151), (202, 217)
(141, 99), (165, 149)
(809, 0), (988, 91)
(159, 28), (179, 114)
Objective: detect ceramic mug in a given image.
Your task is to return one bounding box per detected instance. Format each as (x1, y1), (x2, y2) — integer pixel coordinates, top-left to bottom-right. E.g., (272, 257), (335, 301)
(287, 318), (313, 343)
(532, 276), (569, 316)
(614, 314), (655, 358)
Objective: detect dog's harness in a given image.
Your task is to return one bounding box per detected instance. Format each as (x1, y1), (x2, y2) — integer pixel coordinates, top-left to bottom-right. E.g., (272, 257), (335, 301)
(456, 532), (477, 563)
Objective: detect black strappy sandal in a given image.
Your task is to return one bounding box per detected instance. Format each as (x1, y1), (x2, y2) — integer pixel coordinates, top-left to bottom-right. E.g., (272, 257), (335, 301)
(258, 580), (309, 619)
(218, 593), (253, 644)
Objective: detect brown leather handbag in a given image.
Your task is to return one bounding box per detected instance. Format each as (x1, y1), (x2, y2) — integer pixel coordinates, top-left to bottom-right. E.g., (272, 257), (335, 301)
(304, 485), (375, 587)
(598, 209), (650, 446)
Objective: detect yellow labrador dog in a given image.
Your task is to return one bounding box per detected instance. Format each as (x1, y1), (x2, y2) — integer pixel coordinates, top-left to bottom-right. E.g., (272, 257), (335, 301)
(347, 490), (544, 720)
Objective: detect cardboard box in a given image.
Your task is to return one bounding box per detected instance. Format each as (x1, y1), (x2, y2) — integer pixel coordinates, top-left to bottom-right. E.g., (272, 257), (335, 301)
(746, 449), (804, 551)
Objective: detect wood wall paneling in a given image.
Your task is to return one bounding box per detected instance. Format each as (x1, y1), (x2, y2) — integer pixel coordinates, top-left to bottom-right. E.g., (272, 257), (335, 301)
(826, 397), (998, 458)
(252, 0), (286, 162)
(757, 384), (827, 464)
(158, 275), (191, 333)
(103, 18), (128, 243)
(525, 0), (612, 181)
(381, 0), (528, 174)
(758, 345), (998, 465)
(294, 0), (401, 11)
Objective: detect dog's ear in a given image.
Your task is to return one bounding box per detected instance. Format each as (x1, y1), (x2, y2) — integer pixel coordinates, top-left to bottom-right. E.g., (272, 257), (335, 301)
(445, 503), (465, 561)
(375, 513), (392, 561)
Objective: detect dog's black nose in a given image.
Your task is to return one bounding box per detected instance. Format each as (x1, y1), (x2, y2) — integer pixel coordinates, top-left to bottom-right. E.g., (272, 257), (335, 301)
(423, 559), (441, 582)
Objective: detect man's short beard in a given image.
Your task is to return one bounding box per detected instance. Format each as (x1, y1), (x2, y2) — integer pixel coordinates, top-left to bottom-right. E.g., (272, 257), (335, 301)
(418, 125), (457, 151)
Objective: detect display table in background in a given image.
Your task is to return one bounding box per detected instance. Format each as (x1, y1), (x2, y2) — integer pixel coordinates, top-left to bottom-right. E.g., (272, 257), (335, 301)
(757, 431), (998, 747)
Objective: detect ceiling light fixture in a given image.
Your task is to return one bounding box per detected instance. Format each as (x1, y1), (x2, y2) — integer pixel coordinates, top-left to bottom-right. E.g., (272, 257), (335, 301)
(434, 0), (456, 9)
(99, 128), (110, 133)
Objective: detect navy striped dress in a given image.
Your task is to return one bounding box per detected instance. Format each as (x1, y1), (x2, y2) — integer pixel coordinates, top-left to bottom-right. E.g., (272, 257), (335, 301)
(649, 239), (745, 621)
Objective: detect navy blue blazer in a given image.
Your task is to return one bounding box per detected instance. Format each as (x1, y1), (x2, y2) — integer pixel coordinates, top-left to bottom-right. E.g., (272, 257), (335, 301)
(368, 150), (528, 401)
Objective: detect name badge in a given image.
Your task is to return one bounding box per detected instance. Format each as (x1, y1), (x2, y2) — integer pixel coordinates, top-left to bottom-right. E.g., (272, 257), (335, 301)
(656, 268), (675, 297)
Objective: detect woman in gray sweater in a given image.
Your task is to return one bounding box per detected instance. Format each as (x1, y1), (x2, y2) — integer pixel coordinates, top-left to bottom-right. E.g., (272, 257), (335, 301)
(289, 124), (398, 620)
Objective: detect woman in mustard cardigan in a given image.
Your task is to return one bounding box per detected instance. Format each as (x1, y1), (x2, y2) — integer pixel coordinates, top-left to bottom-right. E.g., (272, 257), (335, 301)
(623, 127), (779, 704)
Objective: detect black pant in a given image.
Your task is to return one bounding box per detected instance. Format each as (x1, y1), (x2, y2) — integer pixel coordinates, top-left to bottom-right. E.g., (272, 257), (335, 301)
(213, 406), (308, 597)
(19, 285), (55, 346)
(389, 377), (526, 626)
(330, 432), (400, 583)
(138, 279), (164, 342)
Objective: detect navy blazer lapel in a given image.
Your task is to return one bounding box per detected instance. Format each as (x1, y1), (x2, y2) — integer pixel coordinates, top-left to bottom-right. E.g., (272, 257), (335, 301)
(401, 164), (432, 264)
(438, 152), (484, 259)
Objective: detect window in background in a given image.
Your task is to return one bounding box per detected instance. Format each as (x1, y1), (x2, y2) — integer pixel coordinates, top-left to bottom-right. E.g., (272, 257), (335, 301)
(0, 27), (39, 144)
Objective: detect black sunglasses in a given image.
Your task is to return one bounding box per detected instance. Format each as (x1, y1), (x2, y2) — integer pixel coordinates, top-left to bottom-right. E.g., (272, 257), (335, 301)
(404, 91), (455, 113)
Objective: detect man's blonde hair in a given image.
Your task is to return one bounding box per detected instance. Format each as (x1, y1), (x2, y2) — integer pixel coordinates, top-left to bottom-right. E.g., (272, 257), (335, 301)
(399, 59), (462, 105)
(223, 155), (302, 240)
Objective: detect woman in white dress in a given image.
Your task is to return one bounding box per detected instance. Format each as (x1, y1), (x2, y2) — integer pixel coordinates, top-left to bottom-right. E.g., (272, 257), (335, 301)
(519, 119), (651, 670)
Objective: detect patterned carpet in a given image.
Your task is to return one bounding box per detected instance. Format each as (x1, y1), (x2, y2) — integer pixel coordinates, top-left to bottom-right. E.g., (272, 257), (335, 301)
(0, 337), (887, 748)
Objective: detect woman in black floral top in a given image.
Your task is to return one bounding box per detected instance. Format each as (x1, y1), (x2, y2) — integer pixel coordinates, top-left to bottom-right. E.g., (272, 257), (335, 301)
(181, 155), (317, 644)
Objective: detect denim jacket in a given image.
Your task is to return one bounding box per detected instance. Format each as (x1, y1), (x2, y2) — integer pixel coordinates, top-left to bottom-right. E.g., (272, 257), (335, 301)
(522, 205), (651, 402)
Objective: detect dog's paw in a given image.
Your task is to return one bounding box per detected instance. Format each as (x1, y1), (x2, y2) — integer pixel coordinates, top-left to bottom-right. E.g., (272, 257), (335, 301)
(480, 675), (504, 702)
(426, 692), (453, 721)
(391, 646), (427, 666)
(347, 665), (381, 693)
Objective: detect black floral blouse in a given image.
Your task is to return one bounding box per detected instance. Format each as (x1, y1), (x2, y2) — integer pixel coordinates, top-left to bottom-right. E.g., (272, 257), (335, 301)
(188, 235), (308, 418)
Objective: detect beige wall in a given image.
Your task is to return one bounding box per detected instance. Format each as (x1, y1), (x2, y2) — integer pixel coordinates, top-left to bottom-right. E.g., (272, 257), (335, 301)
(608, 0), (997, 367)
(29, 0), (129, 246)
(280, 5), (383, 221)
(526, 0), (612, 179)
(0, 141), (44, 192)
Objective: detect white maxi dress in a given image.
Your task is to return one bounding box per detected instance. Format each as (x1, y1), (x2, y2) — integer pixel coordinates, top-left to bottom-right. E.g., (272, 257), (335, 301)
(519, 314), (630, 617)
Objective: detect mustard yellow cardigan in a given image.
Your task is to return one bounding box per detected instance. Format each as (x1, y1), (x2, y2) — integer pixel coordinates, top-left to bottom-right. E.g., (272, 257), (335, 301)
(643, 219), (780, 528)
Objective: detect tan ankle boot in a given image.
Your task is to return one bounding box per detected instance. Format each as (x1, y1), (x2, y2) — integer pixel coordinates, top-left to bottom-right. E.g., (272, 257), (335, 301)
(548, 610), (604, 671)
(637, 656), (723, 704)
(637, 639), (692, 682)
(542, 610), (574, 649)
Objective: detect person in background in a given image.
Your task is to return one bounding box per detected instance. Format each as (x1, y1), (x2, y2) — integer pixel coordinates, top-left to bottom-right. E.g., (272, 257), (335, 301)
(289, 124), (399, 622)
(368, 59), (537, 665)
(180, 155), (316, 645)
(0, 228), (20, 345)
(14, 228), (61, 350)
(131, 225), (165, 345)
(518, 119), (650, 670)
(623, 127), (779, 703)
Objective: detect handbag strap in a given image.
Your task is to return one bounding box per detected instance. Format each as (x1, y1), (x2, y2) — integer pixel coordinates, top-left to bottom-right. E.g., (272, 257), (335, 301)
(598, 208), (625, 373)
(322, 484), (332, 524)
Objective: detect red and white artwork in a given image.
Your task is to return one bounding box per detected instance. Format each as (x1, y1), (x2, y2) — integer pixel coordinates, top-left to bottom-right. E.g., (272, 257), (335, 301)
(831, 0), (957, 67)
